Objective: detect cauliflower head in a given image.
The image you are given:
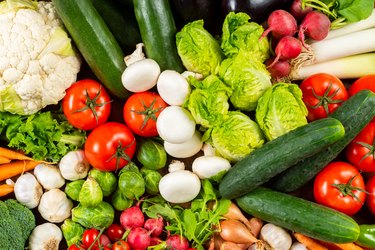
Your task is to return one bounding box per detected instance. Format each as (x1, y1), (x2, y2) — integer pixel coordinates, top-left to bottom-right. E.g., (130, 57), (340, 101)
(0, 0), (81, 115)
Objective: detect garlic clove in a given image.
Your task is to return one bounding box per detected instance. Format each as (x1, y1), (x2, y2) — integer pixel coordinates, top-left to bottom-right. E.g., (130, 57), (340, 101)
(29, 223), (62, 250)
(14, 173), (43, 209)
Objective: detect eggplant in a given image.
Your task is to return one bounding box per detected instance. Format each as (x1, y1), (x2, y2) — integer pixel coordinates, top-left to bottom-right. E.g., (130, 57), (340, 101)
(221, 0), (294, 24)
(169, 0), (223, 35)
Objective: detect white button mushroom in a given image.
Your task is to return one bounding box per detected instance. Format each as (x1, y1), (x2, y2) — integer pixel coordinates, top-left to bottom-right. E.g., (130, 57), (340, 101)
(164, 130), (203, 158)
(157, 70), (190, 106)
(158, 170), (201, 203)
(192, 155), (231, 179)
(156, 106), (196, 144)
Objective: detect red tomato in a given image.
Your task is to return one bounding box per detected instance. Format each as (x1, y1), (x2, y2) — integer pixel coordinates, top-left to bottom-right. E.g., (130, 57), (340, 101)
(123, 91), (168, 137)
(300, 73), (348, 121)
(346, 122), (375, 172)
(68, 244), (85, 250)
(84, 122), (136, 171)
(112, 240), (131, 250)
(348, 74), (375, 122)
(62, 79), (112, 130)
(313, 161), (366, 216)
(366, 175), (375, 216)
(82, 229), (111, 249)
(106, 224), (125, 242)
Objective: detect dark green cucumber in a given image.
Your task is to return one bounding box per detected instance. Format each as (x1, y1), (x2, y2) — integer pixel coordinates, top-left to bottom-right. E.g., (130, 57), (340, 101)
(92, 0), (141, 54)
(52, 0), (130, 99)
(133, 0), (184, 72)
(236, 187), (360, 243)
(218, 118), (345, 199)
(271, 90), (375, 192)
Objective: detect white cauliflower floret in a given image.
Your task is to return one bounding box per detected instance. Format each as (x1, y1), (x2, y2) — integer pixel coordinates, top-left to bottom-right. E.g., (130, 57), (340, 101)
(0, 0), (81, 115)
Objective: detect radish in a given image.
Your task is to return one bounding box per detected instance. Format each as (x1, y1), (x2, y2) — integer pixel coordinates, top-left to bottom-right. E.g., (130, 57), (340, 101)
(290, 0), (313, 21)
(166, 234), (190, 250)
(120, 205), (145, 230)
(260, 10), (298, 40)
(265, 57), (291, 80)
(149, 237), (162, 246)
(144, 216), (164, 237)
(267, 36), (302, 68)
(127, 227), (151, 250)
(298, 11), (331, 47)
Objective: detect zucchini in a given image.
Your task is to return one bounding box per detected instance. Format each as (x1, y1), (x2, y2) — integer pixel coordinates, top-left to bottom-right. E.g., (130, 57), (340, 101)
(271, 90), (375, 192)
(133, 0), (184, 72)
(52, 0), (130, 99)
(218, 117), (345, 199)
(236, 187), (360, 243)
(92, 0), (141, 54)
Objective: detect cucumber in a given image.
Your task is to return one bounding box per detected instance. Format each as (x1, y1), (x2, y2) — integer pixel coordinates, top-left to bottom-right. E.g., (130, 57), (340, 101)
(271, 90), (375, 192)
(236, 187), (360, 243)
(51, 0), (130, 99)
(218, 117), (345, 199)
(133, 0), (184, 72)
(92, 0), (141, 54)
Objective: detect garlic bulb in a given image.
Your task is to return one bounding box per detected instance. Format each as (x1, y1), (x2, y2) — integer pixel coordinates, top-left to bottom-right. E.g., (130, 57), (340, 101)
(38, 189), (73, 223)
(260, 223), (292, 250)
(29, 223), (62, 250)
(59, 150), (90, 181)
(14, 173), (43, 209)
(34, 163), (65, 190)
(290, 242), (308, 250)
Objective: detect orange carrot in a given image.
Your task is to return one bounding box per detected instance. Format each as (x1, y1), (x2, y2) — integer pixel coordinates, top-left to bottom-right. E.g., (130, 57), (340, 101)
(0, 147), (33, 161)
(334, 243), (364, 250)
(0, 183), (14, 197)
(0, 160), (40, 181)
(294, 233), (328, 250)
(0, 156), (11, 164)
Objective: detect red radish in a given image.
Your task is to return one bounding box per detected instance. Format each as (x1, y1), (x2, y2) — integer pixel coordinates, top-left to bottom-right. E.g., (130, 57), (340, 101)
(265, 57), (291, 80)
(290, 0), (313, 20)
(127, 227), (151, 250)
(166, 234), (190, 250)
(260, 10), (298, 40)
(120, 205), (145, 230)
(267, 36), (302, 68)
(149, 237), (162, 246)
(298, 11), (331, 47)
(144, 216), (164, 237)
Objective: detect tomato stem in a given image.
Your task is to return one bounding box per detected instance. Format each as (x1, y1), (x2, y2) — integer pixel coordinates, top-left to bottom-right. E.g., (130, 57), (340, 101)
(309, 82), (344, 116)
(331, 173), (368, 204)
(106, 140), (135, 171)
(131, 98), (163, 130)
(355, 140), (375, 164)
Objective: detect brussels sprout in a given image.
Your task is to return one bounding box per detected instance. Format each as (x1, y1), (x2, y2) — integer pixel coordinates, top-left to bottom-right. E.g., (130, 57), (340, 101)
(255, 83), (308, 141)
(72, 201), (114, 229)
(136, 139), (167, 170)
(61, 219), (85, 247)
(118, 168), (145, 200)
(112, 188), (133, 211)
(64, 180), (85, 201)
(78, 177), (103, 207)
(88, 168), (117, 196)
(140, 168), (162, 195)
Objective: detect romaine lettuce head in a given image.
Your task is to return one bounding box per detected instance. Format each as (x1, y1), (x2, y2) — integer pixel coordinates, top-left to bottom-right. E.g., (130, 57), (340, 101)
(208, 111), (265, 162)
(219, 51), (272, 111)
(176, 20), (224, 77)
(255, 83), (308, 141)
(221, 12), (270, 61)
(187, 75), (232, 128)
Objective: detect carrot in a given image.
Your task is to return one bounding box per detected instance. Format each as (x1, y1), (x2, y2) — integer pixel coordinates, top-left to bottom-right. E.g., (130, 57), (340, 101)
(294, 232), (328, 250)
(0, 183), (14, 197)
(0, 147), (33, 161)
(334, 243), (364, 250)
(0, 156), (11, 164)
(0, 160), (40, 181)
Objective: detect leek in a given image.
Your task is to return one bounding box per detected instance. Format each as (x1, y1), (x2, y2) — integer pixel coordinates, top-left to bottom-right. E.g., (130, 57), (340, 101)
(290, 53), (375, 80)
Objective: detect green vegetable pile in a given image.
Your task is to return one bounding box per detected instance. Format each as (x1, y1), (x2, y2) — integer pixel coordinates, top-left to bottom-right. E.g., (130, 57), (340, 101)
(0, 199), (35, 249)
(0, 111), (86, 162)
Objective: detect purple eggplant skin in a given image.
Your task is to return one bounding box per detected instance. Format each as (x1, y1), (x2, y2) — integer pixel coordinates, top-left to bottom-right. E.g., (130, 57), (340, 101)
(169, 0), (223, 35)
(221, 0), (294, 24)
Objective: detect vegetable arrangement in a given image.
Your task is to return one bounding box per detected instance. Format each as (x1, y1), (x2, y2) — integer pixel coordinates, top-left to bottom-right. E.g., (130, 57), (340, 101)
(1, 0), (375, 249)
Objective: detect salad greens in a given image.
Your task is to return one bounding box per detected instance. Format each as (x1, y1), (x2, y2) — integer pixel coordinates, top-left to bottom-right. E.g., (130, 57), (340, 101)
(142, 180), (231, 250)
(256, 83), (308, 141)
(0, 111), (86, 162)
(221, 12), (270, 61)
